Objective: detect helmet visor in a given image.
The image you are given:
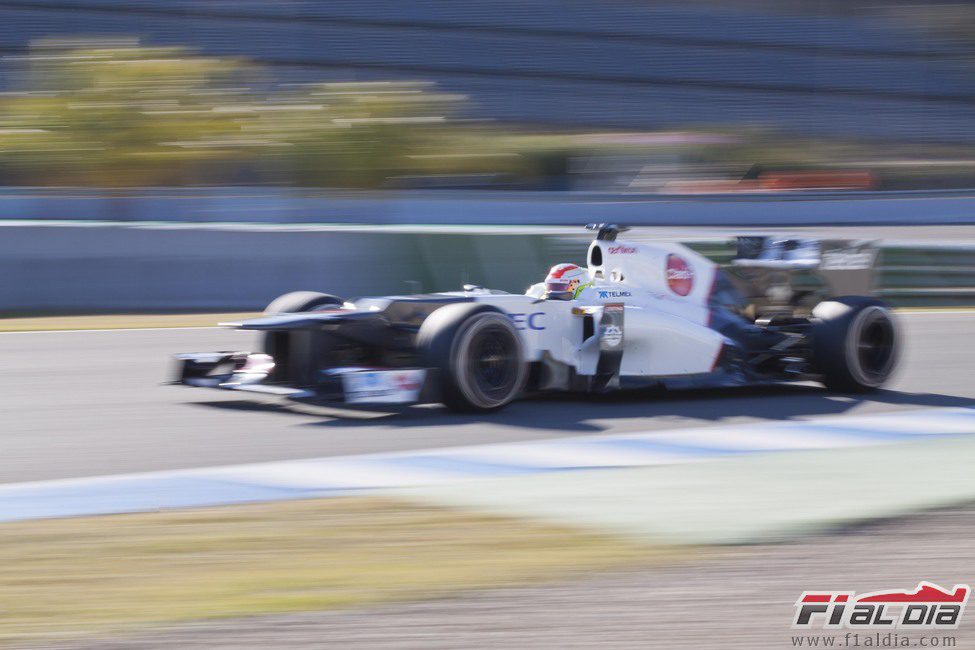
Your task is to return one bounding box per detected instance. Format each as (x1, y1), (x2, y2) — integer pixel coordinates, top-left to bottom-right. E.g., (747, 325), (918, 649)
(546, 280), (571, 293)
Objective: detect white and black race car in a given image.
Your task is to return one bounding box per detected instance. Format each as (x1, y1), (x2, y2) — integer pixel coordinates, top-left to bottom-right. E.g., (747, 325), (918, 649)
(173, 225), (899, 412)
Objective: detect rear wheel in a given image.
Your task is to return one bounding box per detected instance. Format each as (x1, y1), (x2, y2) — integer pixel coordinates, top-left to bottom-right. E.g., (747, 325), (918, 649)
(811, 296), (899, 392)
(418, 303), (526, 413)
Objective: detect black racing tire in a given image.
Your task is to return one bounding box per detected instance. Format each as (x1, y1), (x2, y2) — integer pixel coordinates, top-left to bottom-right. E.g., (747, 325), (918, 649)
(261, 291), (343, 358)
(417, 303), (527, 413)
(811, 296), (899, 393)
(263, 291), (344, 315)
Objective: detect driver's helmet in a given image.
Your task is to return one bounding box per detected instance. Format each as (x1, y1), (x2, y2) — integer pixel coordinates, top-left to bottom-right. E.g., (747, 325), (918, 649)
(545, 263), (590, 300)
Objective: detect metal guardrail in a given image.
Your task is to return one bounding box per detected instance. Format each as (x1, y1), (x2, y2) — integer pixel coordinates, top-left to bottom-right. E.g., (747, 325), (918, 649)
(877, 245), (975, 306)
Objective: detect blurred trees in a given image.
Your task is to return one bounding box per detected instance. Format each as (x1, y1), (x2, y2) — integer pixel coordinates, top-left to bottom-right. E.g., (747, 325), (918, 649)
(0, 40), (253, 186)
(4, 39), (974, 191)
(0, 40), (526, 188)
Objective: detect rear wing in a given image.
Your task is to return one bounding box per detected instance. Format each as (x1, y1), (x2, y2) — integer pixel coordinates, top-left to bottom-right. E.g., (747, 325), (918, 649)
(731, 236), (880, 301)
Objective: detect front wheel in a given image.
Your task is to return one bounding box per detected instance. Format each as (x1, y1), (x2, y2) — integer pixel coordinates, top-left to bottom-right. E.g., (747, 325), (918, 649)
(261, 291), (343, 362)
(811, 296), (899, 393)
(263, 291), (343, 316)
(418, 303), (527, 413)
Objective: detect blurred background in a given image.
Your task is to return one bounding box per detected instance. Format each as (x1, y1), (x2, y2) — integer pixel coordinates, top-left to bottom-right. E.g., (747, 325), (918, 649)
(3, 0), (975, 193)
(2, 0), (975, 312)
(4, 2), (975, 649)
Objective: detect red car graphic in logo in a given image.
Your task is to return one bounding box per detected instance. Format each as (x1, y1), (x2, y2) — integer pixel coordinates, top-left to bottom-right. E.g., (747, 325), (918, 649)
(666, 254), (694, 296)
(793, 582), (971, 630)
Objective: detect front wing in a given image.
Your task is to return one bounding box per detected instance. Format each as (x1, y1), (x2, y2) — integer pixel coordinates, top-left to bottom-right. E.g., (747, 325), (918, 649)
(172, 351), (434, 405)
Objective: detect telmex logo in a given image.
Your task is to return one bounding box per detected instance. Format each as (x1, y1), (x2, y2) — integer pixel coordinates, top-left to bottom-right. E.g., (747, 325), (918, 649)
(598, 290), (631, 299)
(793, 582), (970, 630)
(607, 245), (636, 254)
(508, 312), (545, 331)
(665, 254), (694, 296)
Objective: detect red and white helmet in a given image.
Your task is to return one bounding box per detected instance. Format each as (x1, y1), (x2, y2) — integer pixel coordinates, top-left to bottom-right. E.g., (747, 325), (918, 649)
(545, 263), (589, 298)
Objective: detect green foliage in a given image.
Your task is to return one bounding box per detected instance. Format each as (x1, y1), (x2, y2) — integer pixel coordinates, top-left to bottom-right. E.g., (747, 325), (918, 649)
(0, 40), (490, 187)
(5, 39), (972, 190)
(0, 40), (254, 185)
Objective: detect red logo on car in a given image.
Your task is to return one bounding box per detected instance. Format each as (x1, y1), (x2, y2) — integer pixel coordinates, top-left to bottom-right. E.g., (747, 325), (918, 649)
(394, 373), (421, 392)
(666, 254), (694, 296)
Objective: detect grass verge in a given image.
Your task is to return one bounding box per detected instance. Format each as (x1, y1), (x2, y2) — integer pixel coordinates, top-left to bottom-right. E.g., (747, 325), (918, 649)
(0, 497), (673, 644)
(0, 313), (260, 332)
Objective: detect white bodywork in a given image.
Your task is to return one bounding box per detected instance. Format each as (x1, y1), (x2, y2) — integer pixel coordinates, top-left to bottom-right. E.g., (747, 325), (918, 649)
(182, 232), (892, 406)
(457, 238), (726, 379)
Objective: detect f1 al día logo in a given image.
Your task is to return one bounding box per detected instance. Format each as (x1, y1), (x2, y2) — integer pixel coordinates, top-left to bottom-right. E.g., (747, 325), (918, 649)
(793, 582), (970, 630)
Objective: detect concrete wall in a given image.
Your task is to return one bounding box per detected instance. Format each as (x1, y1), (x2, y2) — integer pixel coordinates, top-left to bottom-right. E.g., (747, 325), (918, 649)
(0, 223), (560, 312)
(4, 222), (974, 313)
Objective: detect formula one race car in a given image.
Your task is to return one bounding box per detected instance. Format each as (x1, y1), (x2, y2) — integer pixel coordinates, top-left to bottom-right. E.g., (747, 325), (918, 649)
(173, 224), (899, 412)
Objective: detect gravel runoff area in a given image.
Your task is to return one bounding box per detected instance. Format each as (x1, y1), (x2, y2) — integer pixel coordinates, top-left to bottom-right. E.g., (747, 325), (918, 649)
(32, 503), (975, 650)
